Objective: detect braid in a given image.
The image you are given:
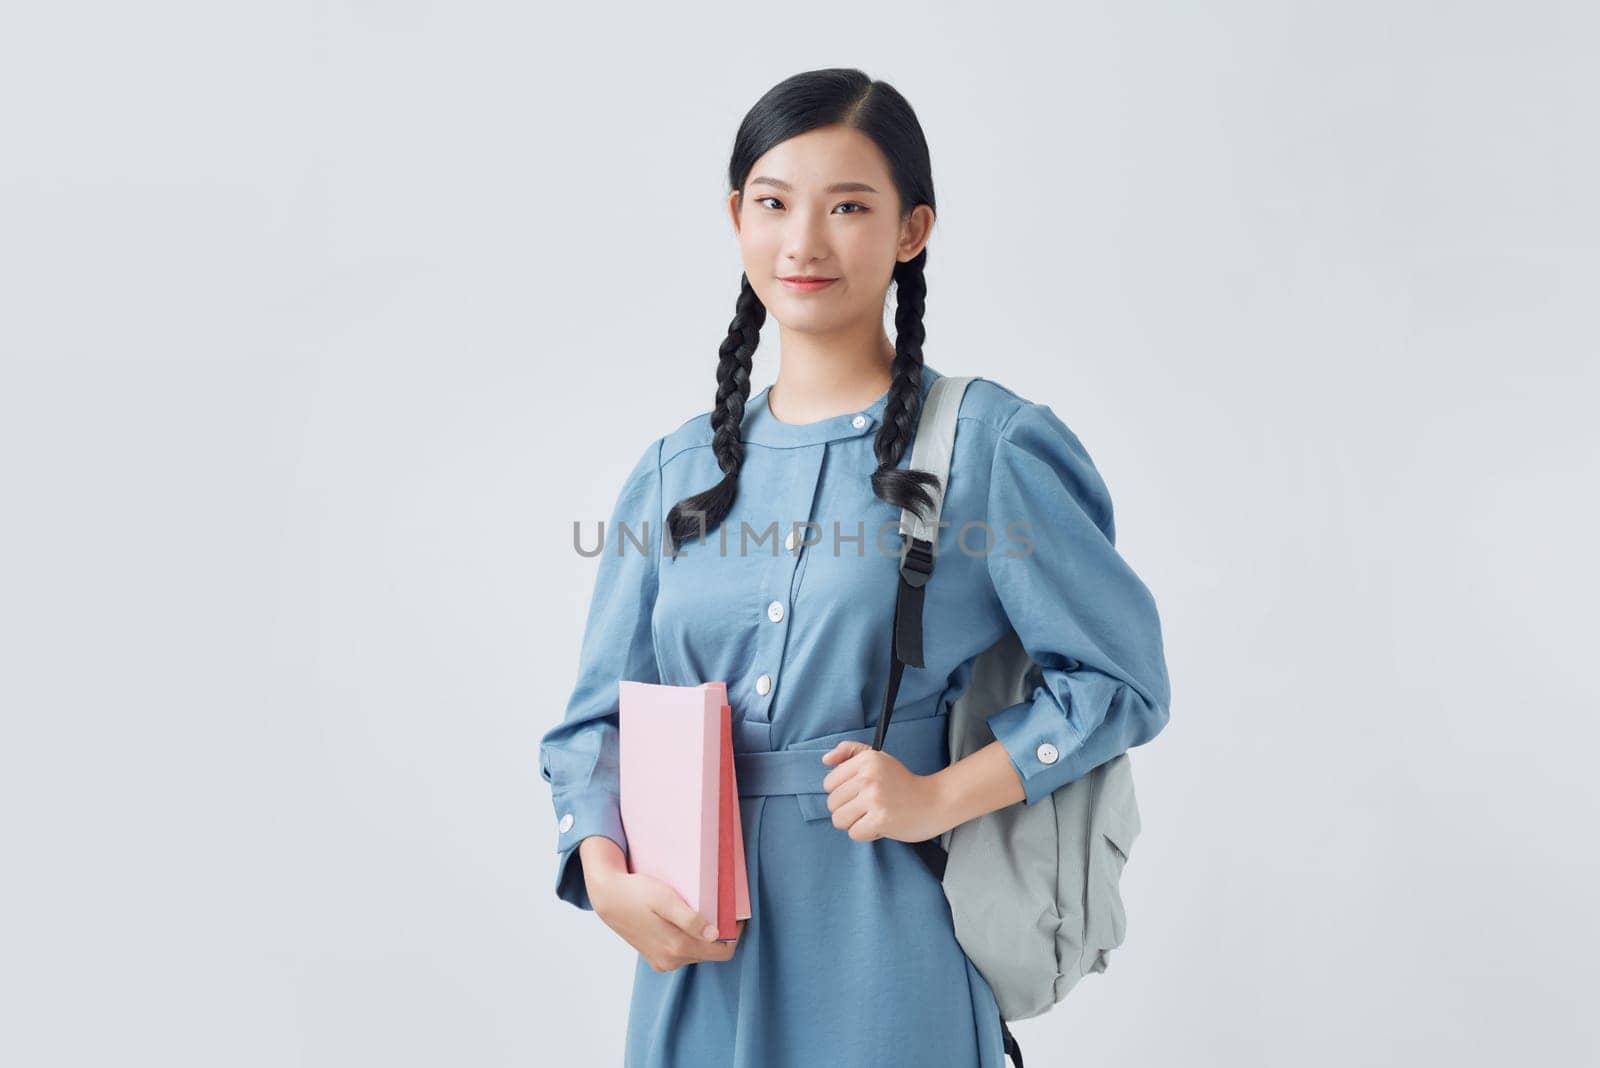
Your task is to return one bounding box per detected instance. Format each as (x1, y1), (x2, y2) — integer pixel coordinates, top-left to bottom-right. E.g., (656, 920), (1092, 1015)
(870, 250), (940, 520)
(666, 272), (766, 552)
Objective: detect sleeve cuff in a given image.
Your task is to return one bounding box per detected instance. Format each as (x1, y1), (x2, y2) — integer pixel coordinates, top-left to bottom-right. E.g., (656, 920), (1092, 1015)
(551, 791), (629, 911)
(986, 696), (1085, 806)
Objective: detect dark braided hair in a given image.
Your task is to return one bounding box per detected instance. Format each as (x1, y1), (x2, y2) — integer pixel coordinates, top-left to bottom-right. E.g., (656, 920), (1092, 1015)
(666, 67), (940, 552)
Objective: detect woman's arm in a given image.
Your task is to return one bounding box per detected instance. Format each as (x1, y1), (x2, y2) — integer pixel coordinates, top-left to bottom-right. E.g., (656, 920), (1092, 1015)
(538, 437), (664, 911)
(930, 739), (1026, 833)
(979, 401), (1171, 806)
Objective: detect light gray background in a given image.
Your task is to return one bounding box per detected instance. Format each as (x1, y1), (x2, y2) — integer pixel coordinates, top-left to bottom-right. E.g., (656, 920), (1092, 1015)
(2, 2), (1596, 1065)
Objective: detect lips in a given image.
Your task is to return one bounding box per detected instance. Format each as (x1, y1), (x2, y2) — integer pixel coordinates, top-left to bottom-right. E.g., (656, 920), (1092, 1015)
(779, 276), (839, 291)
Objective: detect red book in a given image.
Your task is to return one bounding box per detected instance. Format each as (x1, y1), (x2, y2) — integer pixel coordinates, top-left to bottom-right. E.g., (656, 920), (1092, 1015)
(717, 704), (735, 938)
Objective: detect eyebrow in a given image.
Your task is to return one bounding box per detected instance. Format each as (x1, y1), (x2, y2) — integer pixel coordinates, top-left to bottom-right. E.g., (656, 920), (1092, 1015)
(748, 176), (881, 195)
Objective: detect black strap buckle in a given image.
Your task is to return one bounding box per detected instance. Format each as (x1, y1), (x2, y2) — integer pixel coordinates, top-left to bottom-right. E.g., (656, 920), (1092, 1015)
(898, 535), (935, 587)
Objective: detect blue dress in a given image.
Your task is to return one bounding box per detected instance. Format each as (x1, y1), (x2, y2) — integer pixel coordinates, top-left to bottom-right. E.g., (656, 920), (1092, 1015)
(539, 363), (1171, 1067)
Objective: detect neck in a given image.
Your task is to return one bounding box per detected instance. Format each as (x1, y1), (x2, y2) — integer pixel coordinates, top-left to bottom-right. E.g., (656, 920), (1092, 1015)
(769, 322), (898, 424)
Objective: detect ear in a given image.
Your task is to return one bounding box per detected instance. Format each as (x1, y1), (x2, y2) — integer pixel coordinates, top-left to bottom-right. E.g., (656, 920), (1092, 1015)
(897, 203), (935, 262)
(727, 188), (743, 237)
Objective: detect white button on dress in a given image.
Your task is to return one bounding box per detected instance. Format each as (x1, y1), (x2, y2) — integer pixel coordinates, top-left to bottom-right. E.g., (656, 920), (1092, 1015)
(558, 812), (574, 833)
(767, 600), (785, 623)
(784, 529), (799, 552)
(756, 673), (772, 695)
(1036, 743), (1059, 765)
(851, 414), (867, 429)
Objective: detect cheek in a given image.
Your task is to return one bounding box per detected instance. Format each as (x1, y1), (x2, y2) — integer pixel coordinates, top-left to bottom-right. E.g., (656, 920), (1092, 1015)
(737, 214), (784, 261)
(835, 228), (899, 283)
(735, 223), (784, 304)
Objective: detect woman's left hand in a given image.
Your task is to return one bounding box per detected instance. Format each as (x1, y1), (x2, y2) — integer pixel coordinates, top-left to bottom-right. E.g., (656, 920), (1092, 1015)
(820, 741), (950, 843)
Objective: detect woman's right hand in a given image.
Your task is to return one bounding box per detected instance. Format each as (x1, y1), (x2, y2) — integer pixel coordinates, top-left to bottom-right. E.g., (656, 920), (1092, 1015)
(579, 835), (744, 973)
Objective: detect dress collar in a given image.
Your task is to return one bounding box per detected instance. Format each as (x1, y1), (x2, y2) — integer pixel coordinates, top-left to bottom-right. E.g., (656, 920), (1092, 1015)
(740, 363), (941, 449)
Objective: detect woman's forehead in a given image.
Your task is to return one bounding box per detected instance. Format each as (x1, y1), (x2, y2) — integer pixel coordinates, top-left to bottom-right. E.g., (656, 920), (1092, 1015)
(746, 127), (892, 190)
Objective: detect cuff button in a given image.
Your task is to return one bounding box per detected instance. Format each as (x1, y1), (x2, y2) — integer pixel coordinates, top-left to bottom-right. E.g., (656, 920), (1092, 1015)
(1036, 742), (1059, 765)
(558, 812), (574, 833)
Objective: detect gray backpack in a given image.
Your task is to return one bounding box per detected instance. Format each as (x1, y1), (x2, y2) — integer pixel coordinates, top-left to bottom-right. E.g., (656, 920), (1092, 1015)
(871, 375), (1143, 1053)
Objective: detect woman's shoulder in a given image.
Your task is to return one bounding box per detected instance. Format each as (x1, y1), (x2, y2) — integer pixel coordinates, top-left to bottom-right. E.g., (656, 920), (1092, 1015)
(950, 374), (1030, 436)
(597, 399), (721, 476)
(949, 374), (1104, 499)
(956, 373), (1097, 446)
(955, 373), (1114, 536)
(658, 407), (717, 468)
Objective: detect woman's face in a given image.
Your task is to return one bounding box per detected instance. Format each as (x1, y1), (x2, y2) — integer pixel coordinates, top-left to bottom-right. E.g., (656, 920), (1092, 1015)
(729, 125), (933, 335)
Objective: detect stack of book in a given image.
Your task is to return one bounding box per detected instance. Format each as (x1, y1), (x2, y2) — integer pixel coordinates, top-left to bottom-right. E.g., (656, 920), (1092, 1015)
(618, 680), (752, 940)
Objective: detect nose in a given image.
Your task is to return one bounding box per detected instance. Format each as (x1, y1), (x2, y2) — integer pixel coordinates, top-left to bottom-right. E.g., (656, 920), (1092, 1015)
(781, 205), (830, 269)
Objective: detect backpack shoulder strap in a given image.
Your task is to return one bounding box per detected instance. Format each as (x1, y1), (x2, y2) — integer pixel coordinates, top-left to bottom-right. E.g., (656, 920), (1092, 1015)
(871, 374), (976, 752)
(899, 374), (976, 546)
(890, 374), (1030, 1067)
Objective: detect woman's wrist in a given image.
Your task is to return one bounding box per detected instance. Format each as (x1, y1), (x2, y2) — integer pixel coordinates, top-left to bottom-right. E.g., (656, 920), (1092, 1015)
(931, 740), (1028, 834)
(929, 768), (971, 837)
(579, 835), (628, 906)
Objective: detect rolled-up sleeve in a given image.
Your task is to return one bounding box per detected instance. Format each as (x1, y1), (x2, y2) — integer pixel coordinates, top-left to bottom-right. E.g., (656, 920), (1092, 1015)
(538, 437), (664, 910)
(982, 402), (1171, 806)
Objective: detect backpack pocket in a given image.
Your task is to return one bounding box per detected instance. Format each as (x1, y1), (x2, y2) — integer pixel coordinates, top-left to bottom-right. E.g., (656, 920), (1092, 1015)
(1086, 817), (1133, 960)
(1084, 754), (1140, 967)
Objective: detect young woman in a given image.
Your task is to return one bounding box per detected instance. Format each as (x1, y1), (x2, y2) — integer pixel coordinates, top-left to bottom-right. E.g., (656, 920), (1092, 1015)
(538, 67), (1171, 1067)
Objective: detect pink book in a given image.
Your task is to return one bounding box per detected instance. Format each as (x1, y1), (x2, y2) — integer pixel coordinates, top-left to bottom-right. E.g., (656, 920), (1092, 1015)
(618, 680), (751, 940)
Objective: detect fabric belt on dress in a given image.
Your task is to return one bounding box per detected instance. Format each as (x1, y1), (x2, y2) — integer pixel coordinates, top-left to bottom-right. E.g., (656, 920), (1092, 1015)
(733, 702), (949, 823)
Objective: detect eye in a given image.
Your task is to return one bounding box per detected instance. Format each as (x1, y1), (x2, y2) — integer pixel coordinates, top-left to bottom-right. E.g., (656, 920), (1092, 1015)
(752, 196), (868, 214)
